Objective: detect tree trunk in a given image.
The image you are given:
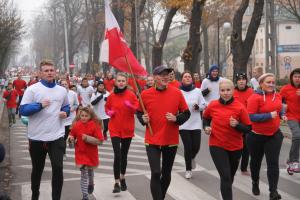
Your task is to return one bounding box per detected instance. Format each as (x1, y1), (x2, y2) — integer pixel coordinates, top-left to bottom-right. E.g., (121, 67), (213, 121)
(231, 0), (264, 79)
(202, 24), (209, 73)
(152, 7), (178, 70)
(182, 0), (206, 73)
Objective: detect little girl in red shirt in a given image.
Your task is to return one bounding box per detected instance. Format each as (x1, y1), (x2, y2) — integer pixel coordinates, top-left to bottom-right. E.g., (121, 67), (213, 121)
(68, 107), (103, 200)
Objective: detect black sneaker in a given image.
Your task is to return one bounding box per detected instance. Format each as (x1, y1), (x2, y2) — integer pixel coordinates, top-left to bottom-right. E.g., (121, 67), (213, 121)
(252, 181), (260, 196)
(88, 184), (94, 194)
(112, 183), (121, 193)
(270, 191), (282, 200)
(120, 179), (127, 191)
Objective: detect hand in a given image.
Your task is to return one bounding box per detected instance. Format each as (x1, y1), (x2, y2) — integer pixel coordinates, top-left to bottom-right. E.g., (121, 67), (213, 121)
(68, 135), (75, 143)
(107, 110), (115, 117)
(142, 113), (150, 123)
(41, 99), (50, 108)
(204, 127), (212, 135)
(270, 111), (277, 119)
(282, 115), (288, 122)
(296, 89), (300, 96)
(166, 112), (176, 122)
(193, 104), (199, 111)
(59, 111), (67, 119)
(229, 116), (239, 127)
(82, 134), (87, 142)
(124, 100), (133, 108)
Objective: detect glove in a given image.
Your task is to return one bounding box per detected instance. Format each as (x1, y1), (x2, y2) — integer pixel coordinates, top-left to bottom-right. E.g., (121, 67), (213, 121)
(107, 110), (115, 117)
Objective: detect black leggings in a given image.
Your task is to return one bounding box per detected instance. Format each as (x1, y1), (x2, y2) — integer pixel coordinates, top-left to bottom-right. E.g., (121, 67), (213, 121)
(146, 145), (177, 200)
(247, 130), (283, 192)
(240, 133), (249, 172)
(102, 119), (109, 138)
(210, 146), (242, 200)
(29, 137), (65, 200)
(64, 125), (70, 154)
(179, 129), (201, 170)
(111, 137), (132, 180)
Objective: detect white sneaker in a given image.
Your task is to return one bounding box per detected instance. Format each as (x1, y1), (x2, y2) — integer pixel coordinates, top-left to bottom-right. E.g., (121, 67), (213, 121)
(291, 162), (300, 173)
(192, 159), (196, 169)
(185, 171), (192, 179)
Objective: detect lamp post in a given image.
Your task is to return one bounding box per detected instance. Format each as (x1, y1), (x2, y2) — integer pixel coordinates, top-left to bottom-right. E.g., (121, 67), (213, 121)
(217, 19), (231, 74)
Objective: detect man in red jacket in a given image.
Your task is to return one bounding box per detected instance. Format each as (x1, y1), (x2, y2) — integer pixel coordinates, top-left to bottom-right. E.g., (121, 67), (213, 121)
(2, 82), (18, 127)
(13, 73), (27, 117)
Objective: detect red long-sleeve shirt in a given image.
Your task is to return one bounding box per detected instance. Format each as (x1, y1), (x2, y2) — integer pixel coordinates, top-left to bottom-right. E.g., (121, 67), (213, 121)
(104, 79), (115, 92)
(105, 89), (139, 138)
(13, 79), (27, 96)
(233, 87), (254, 107)
(280, 84), (300, 122)
(70, 120), (103, 167)
(3, 89), (18, 108)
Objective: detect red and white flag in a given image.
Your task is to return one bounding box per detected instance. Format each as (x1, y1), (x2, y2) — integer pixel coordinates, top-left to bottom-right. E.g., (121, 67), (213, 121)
(100, 0), (147, 76)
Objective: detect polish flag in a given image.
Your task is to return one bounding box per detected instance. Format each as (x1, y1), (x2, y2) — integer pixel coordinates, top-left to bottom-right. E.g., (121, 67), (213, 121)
(100, 0), (147, 76)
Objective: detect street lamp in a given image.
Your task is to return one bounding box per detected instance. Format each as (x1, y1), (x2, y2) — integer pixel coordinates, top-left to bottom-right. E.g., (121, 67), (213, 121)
(217, 18), (231, 74)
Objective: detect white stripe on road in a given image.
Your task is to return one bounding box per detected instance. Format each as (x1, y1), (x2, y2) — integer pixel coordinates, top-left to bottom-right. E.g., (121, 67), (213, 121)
(145, 173), (216, 200)
(206, 169), (300, 200)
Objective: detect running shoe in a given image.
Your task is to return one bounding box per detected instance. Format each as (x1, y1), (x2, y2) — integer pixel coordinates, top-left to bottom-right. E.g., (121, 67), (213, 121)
(291, 162), (300, 173)
(112, 183), (121, 193)
(120, 179), (127, 191)
(252, 181), (260, 196)
(269, 190), (282, 200)
(185, 171), (192, 179)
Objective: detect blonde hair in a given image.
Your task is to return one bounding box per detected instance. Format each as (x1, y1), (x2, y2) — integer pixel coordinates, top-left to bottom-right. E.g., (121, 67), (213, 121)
(258, 73), (275, 84)
(39, 59), (54, 70)
(219, 78), (234, 89)
(72, 107), (101, 126)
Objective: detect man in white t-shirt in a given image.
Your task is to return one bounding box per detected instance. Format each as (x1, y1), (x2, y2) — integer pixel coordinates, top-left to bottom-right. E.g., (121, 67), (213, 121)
(77, 77), (94, 107)
(20, 59), (70, 200)
(250, 66), (263, 91)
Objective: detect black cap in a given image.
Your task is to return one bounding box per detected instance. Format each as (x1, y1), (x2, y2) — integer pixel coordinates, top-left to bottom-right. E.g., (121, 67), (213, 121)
(235, 73), (247, 81)
(153, 65), (173, 75)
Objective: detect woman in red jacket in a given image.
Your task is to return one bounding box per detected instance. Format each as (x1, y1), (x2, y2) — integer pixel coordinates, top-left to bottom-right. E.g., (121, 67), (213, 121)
(203, 79), (251, 200)
(105, 72), (139, 193)
(247, 73), (285, 200)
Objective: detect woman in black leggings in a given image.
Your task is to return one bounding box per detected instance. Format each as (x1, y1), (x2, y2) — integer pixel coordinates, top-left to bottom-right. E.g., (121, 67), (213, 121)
(203, 79), (251, 200)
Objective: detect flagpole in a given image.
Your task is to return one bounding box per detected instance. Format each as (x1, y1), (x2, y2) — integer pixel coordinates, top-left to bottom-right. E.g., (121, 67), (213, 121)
(125, 55), (153, 136)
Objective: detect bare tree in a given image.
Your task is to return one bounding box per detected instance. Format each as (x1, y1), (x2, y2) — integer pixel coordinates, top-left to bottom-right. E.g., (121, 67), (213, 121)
(0, 0), (23, 75)
(231, 0), (264, 78)
(276, 0), (300, 23)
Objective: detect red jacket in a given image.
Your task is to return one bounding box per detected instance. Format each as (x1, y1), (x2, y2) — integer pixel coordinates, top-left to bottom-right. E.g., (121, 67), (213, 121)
(70, 120), (103, 167)
(139, 87), (188, 146)
(105, 89), (139, 138)
(280, 84), (300, 122)
(247, 92), (282, 136)
(233, 87), (254, 108)
(3, 89), (18, 108)
(203, 99), (251, 151)
(13, 79), (27, 96)
(104, 79), (115, 92)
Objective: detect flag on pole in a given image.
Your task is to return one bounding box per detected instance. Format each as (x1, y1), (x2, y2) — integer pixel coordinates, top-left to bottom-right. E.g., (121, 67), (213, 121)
(100, 0), (147, 76)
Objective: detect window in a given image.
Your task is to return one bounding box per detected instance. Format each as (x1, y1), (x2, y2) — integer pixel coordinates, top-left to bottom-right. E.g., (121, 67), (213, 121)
(260, 39), (264, 53)
(256, 39), (259, 53)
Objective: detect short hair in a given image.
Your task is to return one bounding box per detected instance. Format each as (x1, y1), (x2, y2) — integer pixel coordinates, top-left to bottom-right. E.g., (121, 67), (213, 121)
(219, 78), (234, 89)
(39, 59), (54, 70)
(258, 73), (275, 84)
(116, 72), (128, 80)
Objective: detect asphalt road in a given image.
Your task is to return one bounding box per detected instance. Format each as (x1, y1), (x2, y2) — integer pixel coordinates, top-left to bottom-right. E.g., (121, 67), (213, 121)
(7, 119), (300, 200)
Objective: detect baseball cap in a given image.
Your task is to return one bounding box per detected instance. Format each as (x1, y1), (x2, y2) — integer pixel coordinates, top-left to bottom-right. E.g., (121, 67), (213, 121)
(153, 65), (173, 75)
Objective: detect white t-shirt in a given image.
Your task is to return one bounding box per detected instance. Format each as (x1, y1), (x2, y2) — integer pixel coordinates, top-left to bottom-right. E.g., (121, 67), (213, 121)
(21, 82), (69, 141)
(64, 90), (79, 126)
(200, 77), (223, 104)
(91, 91), (110, 120)
(77, 85), (94, 107)
(250, 77), (259, 91)
(179, 88), (207, 130)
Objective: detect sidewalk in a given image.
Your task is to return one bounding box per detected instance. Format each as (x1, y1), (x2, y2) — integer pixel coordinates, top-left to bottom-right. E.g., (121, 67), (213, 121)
(0, 94), (11, 196)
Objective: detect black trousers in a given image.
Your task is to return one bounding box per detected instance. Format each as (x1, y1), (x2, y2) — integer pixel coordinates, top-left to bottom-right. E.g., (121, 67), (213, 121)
(111, 137), (132, 180)
(64, 125), (70, 154)
(102, 119), (109, 138)
(210, 146), (242, 200)
(240, 133), (249, 172)
(179, 129), (201, 170)
(29, 137), (65, 200)
(247, 130), (283, 192)
(146, 145), (177, 200)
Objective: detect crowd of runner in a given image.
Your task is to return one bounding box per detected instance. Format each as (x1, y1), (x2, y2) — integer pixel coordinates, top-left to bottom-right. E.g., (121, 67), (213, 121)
(1, 60), (300, 200)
